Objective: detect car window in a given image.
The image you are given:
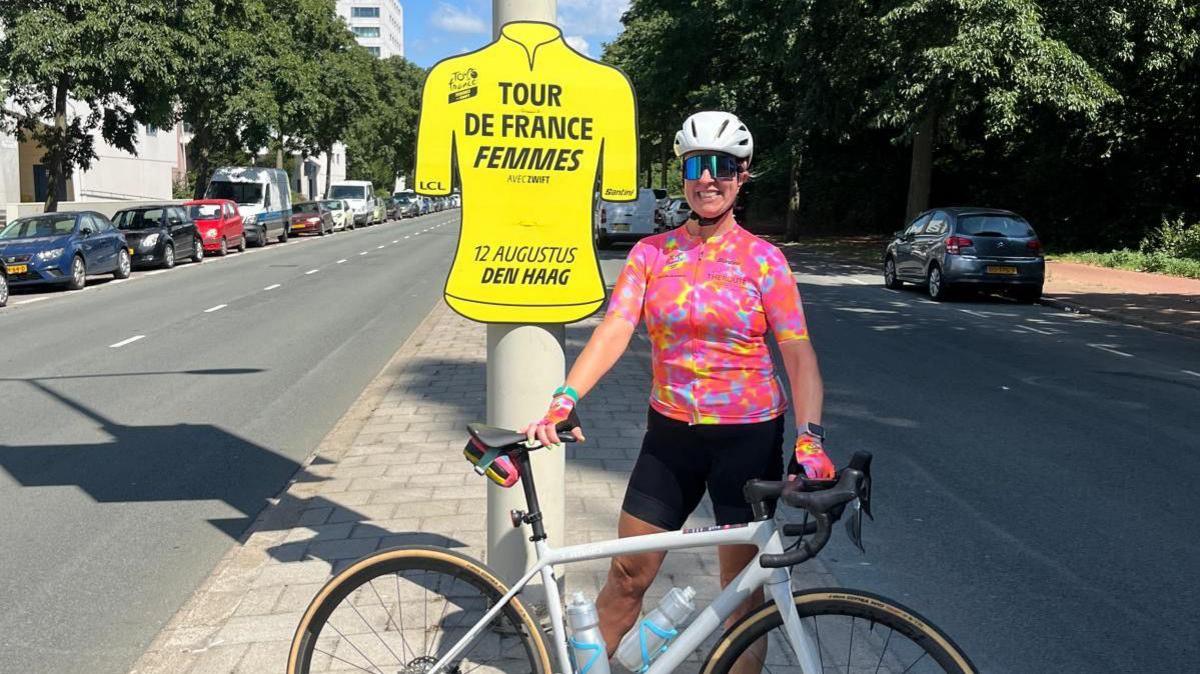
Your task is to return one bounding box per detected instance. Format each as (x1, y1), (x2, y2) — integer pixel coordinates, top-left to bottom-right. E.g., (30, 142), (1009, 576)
(924, 212), (949, 236)
(79, 214), (99, 234)
(189, 204), (220, 220)
(904, 214), (932, 236)
(957, 214), (1035, 237)
(170, 207), (188, 222)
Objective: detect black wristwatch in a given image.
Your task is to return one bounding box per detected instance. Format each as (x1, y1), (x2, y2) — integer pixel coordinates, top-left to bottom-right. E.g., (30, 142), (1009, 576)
(800, 422), (825, 441)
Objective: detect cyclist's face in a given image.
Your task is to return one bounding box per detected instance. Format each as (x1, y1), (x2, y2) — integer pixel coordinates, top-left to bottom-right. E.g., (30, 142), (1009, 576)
(683, 152), (745, 220)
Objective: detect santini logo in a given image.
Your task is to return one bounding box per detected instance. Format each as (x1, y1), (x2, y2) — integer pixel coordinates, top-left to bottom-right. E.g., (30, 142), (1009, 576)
(603, 188), (634, 197)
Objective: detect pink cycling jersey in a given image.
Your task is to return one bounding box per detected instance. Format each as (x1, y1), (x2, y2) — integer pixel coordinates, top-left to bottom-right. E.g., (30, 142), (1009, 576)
(606, 222), (808, 424)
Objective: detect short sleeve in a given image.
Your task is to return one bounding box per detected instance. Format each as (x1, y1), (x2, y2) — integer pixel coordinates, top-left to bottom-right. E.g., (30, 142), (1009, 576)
(605, 241), (652, 326)
(760, 246), (808, 343)
(598, 69), (638, 201)
(414, 63), (453, 196)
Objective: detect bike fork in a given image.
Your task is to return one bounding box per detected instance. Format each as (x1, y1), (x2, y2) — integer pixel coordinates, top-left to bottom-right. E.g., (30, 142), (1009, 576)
(766, 568), (823, 674)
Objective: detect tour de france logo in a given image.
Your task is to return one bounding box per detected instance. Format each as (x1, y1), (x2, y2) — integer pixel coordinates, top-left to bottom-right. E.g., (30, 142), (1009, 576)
(449, 68), (479, 103)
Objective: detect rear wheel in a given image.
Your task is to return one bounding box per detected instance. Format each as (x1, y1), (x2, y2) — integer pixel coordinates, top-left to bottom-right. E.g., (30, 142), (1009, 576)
(0, 272), (9, 307)
(927, 265), (951, 301)
(255, 225), (267, 247)
(278, 225), (288, 243)
(287, 546), (550, 674)
(883, 256), (903, 289)
(67, 255), (86, 290)
(114, 249), (131, 279)
(218, 238), (228, 257)
(703, 589), (976, 674)
(192, 237), (204, 262)
(236, 234), (246, 252)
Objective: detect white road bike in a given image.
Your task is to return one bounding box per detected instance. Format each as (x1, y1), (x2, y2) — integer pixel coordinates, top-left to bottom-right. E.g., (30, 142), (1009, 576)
(289, 424), (975, 674)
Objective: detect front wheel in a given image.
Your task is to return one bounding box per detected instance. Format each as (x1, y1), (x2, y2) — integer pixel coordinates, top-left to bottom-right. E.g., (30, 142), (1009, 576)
(162, 243), (175, 269)
(287, 545), (550, 674)
(278, 225), (288, 243)
(883, 256), (903, 289)
(703, 588), (976, 674)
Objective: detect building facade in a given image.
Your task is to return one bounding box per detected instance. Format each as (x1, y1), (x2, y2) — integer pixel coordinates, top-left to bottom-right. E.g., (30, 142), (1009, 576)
(336, 1), (404, 58)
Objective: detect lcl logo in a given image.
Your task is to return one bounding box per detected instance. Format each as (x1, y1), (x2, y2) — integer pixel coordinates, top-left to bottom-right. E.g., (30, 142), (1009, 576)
(420, 180), (445, 191)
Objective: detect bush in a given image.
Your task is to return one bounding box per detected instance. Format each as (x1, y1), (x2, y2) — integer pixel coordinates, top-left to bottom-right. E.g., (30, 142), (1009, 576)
(1139, 218), (1200, 260)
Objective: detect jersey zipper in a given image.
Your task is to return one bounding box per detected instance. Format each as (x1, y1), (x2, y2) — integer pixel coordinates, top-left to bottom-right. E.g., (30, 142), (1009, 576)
(688, 238), (703, 425)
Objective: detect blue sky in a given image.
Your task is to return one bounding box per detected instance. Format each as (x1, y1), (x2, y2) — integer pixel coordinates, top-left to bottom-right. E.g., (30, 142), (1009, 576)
(403, 0), (629, 67)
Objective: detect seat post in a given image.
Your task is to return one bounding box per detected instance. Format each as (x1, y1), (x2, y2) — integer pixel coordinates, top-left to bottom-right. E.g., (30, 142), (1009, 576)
(515, 452), (548, 542)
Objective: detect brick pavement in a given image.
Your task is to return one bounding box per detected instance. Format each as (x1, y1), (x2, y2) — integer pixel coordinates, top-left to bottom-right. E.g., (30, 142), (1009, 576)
(1043, 260), (1200, 338)
(131, 297), (837, 674)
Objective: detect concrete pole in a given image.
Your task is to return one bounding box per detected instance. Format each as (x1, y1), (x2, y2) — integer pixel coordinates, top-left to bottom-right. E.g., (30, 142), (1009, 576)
(487, 0), (563, 588)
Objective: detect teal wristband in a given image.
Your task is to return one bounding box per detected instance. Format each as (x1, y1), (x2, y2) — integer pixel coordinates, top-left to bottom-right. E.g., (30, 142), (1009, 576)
(553, 385), (579, 404)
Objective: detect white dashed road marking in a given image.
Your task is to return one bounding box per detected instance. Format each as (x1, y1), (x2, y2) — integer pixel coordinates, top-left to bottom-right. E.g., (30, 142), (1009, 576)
(16, 297), (48, 305)
(1088, 343), (1134, 358)
(305, 269), (319, 275)
(336, 259), (347, 264)
(110, 335), (145, 348)
(264, 284), (281, 291)
(1183, 370), (1200, 378)
(204, 304), (227, 313)
(377, 245), (385, 249)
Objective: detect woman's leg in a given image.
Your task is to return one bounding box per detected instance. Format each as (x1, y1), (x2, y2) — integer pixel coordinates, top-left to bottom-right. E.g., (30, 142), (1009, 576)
(595, 510), (668, 653)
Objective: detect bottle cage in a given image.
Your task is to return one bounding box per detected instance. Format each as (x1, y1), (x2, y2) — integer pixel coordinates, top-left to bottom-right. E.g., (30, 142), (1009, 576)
(568, 636), (604, 674)
(636, 619), (678, 673)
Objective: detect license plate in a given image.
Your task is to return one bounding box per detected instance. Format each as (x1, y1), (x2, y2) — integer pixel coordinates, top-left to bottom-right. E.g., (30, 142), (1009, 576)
(6, 264), (27, 274)
(612, 223), (630, 232)
(292, 223), (305, 230)
(128, 247), (134, 256)
(986, 265), (1018, 275)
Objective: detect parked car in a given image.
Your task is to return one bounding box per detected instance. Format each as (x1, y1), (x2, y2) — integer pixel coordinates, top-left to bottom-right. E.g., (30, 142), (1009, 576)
(595, 188), (660, 249)
(184, 199), (246, 256)
(652, 188), (670, 215)
(205, 167), (290, 246)
(0, 258), (8, 307)
(112, 204), (204, 269)
(372, 197), (387, 224)
(384, 196), (404, 220)
(322, 199), (354, 231)
(883, 207), (1045, 302)
(391, 194), (419, 218)
(417, 197), (432, 215)
(0, 211), (130, 291)
(329, 180), (376, 227)
(662, 198), (692, 229)
(290, 201), (335, 236)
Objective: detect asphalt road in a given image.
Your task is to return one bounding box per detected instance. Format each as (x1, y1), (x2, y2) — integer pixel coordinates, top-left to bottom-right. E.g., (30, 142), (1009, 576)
(0, 211), (460, 674)
(782, 252), (1200, 672)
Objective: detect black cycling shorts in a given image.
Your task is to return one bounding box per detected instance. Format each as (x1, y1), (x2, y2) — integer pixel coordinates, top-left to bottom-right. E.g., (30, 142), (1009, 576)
(621, 408), (785, 530)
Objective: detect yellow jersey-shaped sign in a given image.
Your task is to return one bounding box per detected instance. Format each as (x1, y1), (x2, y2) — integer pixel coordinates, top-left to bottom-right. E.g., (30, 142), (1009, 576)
(415, 21), (638, 324)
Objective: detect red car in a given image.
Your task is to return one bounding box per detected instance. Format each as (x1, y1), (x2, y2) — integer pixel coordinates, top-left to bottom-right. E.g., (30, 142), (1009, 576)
(184, 199), (246, 256)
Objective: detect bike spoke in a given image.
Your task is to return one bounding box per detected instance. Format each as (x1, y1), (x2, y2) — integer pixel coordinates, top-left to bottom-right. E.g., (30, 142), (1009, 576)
(900, 649), (930, 673)
(325, 619), (387, 674)
(314, 645), (386, 674)
(847, 616), (855, 674)
(364, 576), (410, 662)
(874, 627), (895, 674)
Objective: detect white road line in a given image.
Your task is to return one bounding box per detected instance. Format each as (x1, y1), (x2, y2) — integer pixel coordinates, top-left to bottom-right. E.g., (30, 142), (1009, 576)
(305, 269), (319, 275)
(392, 240), (399, 244)
(376, 245), (386, 249)
(359, 251), (369, 256)
(404, 235), (410, 239)
(1088, 343), (1134, 358)
(109, 279), (127, 285)
(847, 277), (868, 285)
(146, 269), (170, 276)
(959, 309), (989, 318)
(336, 259), (347, 264)
(204, 304), (227, 313)
(1183, 370), (1200, 378)
(264, 284), (281, 291)
(16, 296), (48, 305)
(109, 335), (145, 348)
(1019, 324), (1055, 335)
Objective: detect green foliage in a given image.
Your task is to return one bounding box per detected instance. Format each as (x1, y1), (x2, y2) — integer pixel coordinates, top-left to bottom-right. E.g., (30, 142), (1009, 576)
(344, 56), (425, 192)
(1140, 218), (1200, 260)
(1055, 250), (1200, 279)
(0, 0), (181, 210)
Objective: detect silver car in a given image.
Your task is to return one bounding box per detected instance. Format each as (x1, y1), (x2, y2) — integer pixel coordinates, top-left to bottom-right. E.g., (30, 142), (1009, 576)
(883, 207), (1045, 302)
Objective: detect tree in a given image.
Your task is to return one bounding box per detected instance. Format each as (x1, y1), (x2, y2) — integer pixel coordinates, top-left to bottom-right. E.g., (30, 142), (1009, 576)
(0, 0), (179, 211)
(344, 56), (424, 193)
(310, 41), (376, 197)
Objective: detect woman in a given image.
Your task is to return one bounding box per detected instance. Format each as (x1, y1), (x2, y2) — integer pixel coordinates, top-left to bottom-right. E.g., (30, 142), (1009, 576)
(522, 111), (832, 654)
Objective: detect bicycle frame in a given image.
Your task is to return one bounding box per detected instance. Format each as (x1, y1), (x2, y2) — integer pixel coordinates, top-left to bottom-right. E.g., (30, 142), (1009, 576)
(429, 518), (824, 674)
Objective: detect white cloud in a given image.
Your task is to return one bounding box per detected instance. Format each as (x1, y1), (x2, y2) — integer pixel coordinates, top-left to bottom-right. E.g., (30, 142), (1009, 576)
(431, 2), (489, 35)
(556, 0), (629, 32)
(564, 35), (591, 56)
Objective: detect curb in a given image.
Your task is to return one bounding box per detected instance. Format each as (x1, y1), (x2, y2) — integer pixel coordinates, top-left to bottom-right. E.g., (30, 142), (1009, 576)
(128, 299), (450, 673)
(1039, 294), (1199, 340)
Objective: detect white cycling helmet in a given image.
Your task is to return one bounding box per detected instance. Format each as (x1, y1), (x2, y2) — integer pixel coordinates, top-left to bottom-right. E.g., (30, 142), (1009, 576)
(674, 111), (754, 164)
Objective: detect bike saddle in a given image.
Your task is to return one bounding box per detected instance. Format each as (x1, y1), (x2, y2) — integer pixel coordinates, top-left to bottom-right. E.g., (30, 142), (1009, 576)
(467, 423), (528, 449)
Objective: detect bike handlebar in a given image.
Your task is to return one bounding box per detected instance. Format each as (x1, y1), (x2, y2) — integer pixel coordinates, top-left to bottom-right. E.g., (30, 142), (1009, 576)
(752, 451), (872, 568)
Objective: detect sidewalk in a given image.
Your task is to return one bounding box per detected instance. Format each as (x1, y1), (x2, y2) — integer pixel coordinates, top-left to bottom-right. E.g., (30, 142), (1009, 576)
(1043, 260), (1200, 338)
(131, 300), (834, 673)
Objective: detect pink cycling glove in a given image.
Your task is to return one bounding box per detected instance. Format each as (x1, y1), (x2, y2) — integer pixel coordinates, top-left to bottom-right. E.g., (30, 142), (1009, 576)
(791, 434), (835, 480)
(540, 394), (576, 428)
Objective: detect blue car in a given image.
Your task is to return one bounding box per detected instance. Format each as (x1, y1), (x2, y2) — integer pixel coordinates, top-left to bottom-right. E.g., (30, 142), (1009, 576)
(0, 211), (131, 291)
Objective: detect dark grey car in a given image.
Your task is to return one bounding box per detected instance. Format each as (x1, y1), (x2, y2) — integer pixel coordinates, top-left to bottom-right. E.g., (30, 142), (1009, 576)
(883, 207), (1045, 302)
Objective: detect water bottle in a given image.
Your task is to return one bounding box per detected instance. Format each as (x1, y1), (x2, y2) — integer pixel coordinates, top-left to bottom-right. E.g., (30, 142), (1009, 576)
(566, 591), (610, 674)
(615, 586), (696, 672)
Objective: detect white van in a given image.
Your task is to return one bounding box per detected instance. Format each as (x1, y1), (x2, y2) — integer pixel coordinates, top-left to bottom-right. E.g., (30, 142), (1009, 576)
(205, 167), (291, 246)
(328, 180), (376, 227)
(594, 188), (662, 249)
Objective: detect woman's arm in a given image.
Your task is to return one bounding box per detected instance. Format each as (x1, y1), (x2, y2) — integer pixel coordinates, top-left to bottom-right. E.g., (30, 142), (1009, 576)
(778, 339), (823, 429)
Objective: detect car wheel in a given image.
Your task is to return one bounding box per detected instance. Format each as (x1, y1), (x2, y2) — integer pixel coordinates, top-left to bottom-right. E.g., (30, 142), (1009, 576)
(218, 238), (228, 257)
(0, 272), (8, 308)
(162, 243), (175, 269)
(192, 237), (204, 262)
(236, 234), (246, 252)
(278, 225), (288, 243)
(114, 248), (131, 279)
(319, 223), (327, 236)
(67, 255), (86, 290)
(1014, 285), (1043, 304)
(883, 256), (903, 289)
(927, 264), (951, 301)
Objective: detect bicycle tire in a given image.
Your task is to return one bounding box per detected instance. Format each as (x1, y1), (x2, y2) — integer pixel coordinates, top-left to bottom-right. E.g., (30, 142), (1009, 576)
(288, 545), (552, 674)
(702, 588), (976, 674)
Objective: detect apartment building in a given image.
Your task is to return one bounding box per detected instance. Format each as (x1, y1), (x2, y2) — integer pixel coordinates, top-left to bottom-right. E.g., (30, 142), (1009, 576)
(336, 1), (404, 58)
